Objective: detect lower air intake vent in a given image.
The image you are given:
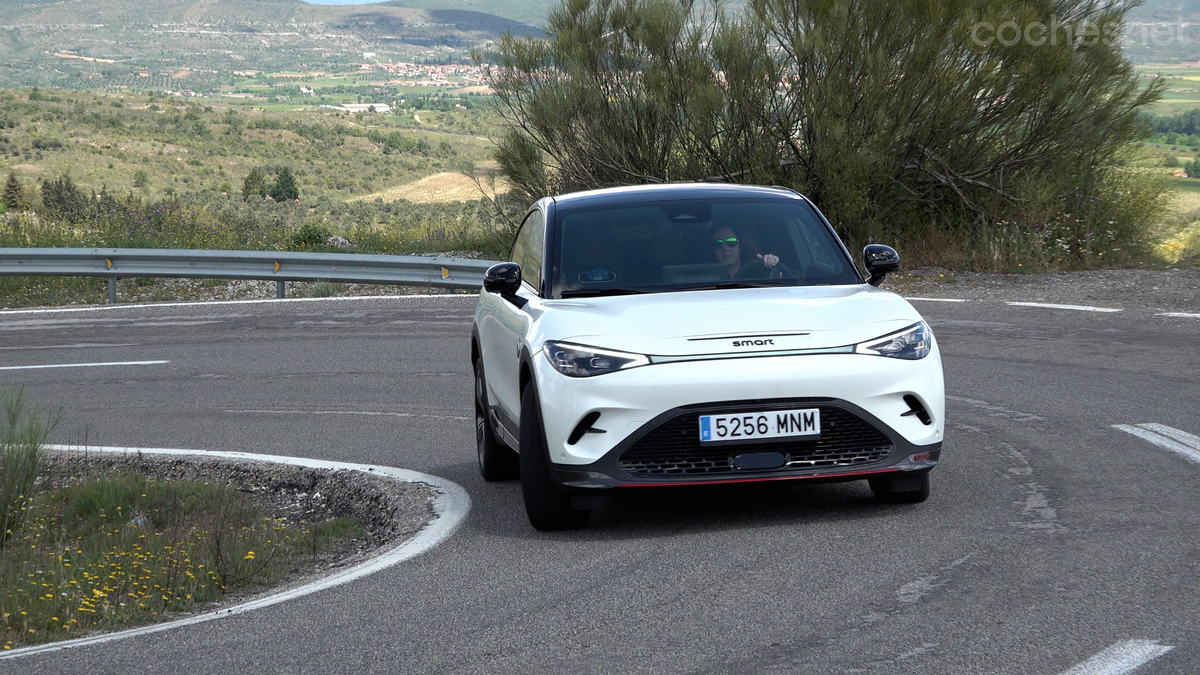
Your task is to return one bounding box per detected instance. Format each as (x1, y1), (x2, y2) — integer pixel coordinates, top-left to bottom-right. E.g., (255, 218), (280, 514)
(617, 405), (893, 477)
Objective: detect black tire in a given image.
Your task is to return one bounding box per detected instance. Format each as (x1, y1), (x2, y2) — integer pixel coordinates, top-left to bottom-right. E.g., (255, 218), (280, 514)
(519, 384), (590, 530)
(869, 472), (930, 503)
(475, 358), (518, 481)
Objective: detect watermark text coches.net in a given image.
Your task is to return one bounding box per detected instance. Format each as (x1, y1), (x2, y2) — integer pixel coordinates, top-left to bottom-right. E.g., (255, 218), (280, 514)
(970, 16), (1193, 48)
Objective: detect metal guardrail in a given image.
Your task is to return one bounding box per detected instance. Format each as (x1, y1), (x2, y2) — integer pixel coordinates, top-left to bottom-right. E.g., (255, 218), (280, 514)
(0, 248), (499, 303)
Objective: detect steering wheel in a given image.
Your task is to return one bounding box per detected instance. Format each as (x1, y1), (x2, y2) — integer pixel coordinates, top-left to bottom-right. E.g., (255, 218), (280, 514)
(737, 258), (792, 280)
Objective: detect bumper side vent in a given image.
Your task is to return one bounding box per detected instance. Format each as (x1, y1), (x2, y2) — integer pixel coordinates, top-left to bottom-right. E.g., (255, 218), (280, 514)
(568, 411), (605, 445)
(901, 395), (932, 425)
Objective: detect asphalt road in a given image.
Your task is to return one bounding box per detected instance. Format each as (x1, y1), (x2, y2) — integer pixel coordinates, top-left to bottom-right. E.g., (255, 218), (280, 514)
(0, 291), (1197, 674)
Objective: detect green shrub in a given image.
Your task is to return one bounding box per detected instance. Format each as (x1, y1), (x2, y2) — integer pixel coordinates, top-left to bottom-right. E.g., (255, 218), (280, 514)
(0, 389), (55, 548)
(290, 222), (331, 248)
(303, 281), (339, 298)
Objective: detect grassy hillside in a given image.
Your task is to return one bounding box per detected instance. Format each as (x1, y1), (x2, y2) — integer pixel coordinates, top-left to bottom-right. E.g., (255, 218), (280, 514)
(0, 88), (500, 199)
(0, 85), (521, 261)
(372, 0), (556, 26)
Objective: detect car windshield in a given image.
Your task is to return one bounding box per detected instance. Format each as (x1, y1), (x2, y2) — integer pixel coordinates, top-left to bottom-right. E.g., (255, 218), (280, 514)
(551, 197), (861, 298)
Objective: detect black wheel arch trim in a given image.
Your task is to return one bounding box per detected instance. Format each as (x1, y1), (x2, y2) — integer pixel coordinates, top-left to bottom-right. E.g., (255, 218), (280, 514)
(470, 326), (523, 450)
(504, 343), (541, 451)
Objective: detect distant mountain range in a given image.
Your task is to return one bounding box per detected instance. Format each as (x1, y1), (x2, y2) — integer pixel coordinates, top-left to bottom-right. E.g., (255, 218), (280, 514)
(0, 0), (544, 89)
(0, 0), (545, 27)
(0, 0), (1193, 91)
(1119, 0), (1200, 62)
(1132, 0), (1200, 19)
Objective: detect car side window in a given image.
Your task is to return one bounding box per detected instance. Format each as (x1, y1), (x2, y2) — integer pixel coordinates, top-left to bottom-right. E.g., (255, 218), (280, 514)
(511, 210), (544, 291)
(510, 218), (531, 266)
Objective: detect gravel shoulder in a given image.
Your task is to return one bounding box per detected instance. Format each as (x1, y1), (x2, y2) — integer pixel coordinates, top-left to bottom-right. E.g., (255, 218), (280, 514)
(884, 265), (1200, 312)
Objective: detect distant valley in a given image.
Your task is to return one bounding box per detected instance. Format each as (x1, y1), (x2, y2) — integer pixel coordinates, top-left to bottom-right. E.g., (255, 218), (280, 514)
(0, 0), (1194, 93)
(0, 0), (543, 91)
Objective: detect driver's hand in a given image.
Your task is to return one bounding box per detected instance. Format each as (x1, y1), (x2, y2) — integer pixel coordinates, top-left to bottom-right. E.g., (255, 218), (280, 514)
(758, 253), (779, 268)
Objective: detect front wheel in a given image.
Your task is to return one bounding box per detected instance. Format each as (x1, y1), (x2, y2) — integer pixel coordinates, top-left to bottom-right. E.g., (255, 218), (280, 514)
(869, 472), (930, 503)
(520, 384), (590, 530)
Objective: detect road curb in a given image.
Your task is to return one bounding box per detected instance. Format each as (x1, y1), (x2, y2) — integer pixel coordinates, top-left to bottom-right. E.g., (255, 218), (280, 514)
(0, 445), (471, 661)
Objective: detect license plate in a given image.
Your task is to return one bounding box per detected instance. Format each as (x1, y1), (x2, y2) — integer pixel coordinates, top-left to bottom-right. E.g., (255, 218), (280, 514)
(699, 408), (820, 443)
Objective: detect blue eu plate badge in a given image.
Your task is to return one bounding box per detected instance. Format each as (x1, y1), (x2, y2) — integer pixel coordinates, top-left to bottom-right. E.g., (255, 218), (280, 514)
(700, 416), (712, 442)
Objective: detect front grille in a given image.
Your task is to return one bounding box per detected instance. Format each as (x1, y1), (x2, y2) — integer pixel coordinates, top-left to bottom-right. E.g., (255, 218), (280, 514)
(617, 405), (893, 477)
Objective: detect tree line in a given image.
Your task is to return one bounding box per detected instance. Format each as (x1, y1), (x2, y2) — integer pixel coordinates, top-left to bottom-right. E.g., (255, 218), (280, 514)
(1145, 109), (1200, 137)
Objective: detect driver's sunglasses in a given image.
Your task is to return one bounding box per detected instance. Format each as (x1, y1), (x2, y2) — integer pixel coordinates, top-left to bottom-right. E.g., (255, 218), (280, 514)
(712, 237), (739, 249)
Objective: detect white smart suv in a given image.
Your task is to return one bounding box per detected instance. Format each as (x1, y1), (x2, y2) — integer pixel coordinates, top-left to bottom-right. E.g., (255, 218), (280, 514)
(471, 184), (944, 530)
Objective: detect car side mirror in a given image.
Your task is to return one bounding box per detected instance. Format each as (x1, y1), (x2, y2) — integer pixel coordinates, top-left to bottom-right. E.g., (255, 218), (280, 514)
(484, 262), (526, 306)
(863, 245), (900, 287)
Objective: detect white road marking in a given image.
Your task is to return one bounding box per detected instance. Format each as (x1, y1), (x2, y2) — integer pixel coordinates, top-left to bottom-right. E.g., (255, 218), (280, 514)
(0, 293), (465, 316)
(903, 297), (968, 302)
(1138, 423), (1200, 450)
(0, 444), (470, 661)
(1060, 639), (1173, 675)
(1113, 424), (1200, 465)
(224, 409), (471, 422)
(1007, 302), (1122, 313)
(1157, 312), (1200, 319)
(0, 360), (168, 371)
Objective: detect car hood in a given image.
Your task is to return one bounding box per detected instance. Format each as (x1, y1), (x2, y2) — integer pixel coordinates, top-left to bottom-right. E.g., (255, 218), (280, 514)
(534, 285), (925, 357)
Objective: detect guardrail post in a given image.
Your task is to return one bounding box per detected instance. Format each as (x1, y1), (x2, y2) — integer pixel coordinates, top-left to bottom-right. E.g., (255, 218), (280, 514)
(107, 277), (117, 304)
(276, 280), (285, 299)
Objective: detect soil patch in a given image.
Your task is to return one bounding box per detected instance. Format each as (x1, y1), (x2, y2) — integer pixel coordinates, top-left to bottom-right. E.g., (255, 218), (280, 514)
(350, 172), (508, 203)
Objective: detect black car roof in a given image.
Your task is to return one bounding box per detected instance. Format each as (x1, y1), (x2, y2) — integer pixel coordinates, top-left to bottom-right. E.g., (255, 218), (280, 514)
(550, 183), (805, 209)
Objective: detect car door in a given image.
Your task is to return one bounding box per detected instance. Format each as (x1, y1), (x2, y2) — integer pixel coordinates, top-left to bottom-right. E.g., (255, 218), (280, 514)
(479, 208), (545, 438)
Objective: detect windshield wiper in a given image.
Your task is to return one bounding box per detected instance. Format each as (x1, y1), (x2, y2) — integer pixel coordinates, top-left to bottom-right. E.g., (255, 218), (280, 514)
(560, 287), (649, 298)
(682, 280), (788, 291)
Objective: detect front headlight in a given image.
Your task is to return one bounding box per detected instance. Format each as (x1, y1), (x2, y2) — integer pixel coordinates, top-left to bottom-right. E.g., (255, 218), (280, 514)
(543, 341), (649, 377)
(854, 322), (931, 360)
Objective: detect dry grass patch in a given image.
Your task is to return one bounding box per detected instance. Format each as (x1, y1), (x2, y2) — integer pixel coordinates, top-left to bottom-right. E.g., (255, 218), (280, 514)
(351, 172), (508, 204)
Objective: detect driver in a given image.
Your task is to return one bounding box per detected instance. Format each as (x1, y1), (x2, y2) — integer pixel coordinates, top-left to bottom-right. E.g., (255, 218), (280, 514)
(712, 226), (783, 279)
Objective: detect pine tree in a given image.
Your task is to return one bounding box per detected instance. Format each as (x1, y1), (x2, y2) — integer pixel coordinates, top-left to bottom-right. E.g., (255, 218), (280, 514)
(3, 172), (20, 211)
(271, 167), (299, 201)
(242, 167), (269, 200)
(41, 174), (89, 221)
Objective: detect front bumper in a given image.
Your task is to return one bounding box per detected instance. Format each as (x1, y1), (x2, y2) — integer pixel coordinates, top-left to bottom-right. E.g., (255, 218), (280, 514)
(533, 349), (945, 469)
(550, 396), (941, 489)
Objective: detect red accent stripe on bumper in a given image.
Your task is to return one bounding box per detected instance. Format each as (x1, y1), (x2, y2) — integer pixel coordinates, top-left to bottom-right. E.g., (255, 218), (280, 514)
(618, 467), (904, 488)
